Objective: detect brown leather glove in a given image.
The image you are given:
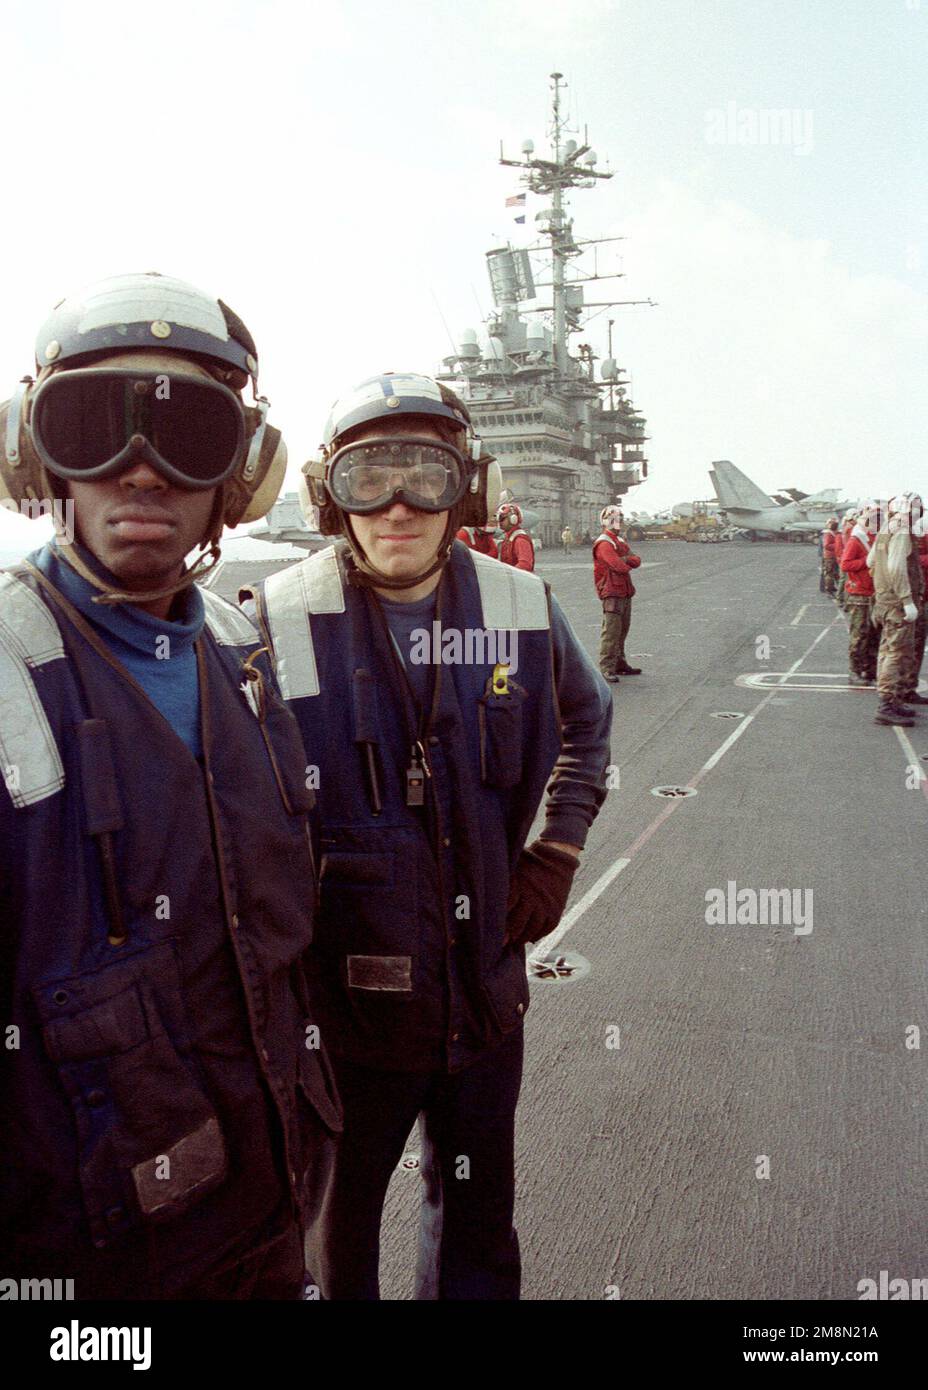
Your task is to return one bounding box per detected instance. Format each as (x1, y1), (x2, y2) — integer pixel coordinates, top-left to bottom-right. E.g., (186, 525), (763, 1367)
(505, 840), (579, 946)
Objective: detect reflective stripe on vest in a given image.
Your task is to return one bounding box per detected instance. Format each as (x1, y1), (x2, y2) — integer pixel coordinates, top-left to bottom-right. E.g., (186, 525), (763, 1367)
(200, 587), (260, 646)
(0, 572), (66, 807)
(263, 545), (346, 699)
(263, 544), (550, 700)
(465, 548), (548, 630)
(0, 579), (259, 811)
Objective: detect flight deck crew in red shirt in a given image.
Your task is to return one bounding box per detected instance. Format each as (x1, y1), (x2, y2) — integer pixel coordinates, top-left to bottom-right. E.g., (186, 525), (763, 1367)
(834, 511), (854, 610)
(821, 518), (839, 594)
(840, 503), (879, 683)
(593, 505), (642, 683)
(456, 524), (498, 558)
(834, 523), (846, 563)
(497, 503), (535, 571)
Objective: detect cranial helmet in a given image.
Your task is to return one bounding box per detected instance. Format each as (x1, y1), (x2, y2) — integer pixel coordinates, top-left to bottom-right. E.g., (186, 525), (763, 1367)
(0, 272), (287, 602)
(497, 502), (523, 530)
(321, 372), (471, 447)
(301, 372), (501, 591)
(887, 492), (923, 524)
(858, 499), (881, 530)
(600, 505), (623, 530)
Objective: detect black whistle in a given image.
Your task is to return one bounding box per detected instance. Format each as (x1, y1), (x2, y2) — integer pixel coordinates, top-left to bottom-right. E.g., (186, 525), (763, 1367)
(405, 763), (425, 807)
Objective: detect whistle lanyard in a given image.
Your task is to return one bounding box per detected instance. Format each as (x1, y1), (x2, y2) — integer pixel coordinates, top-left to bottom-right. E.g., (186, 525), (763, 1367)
(366, 579), (445, 809)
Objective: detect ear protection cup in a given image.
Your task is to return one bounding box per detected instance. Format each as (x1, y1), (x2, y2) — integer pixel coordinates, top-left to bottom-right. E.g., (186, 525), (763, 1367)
(484, 458), (502, 521)
(229, 426), (286, 525)
(296, 472), (318, 531)
(300, 458), (343, 535)
(458, 456), (502, 528)
(224, 403), (287, 526)
(1, 383), (52, 510)
(0, 394), (25, 507)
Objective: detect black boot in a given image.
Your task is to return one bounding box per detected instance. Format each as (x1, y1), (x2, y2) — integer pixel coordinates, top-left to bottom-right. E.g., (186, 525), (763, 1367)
(600, 671), (621, 684)
(902, 691), (928, 705)
(615, 663), (642, 675)
(875, 702), (914, 726)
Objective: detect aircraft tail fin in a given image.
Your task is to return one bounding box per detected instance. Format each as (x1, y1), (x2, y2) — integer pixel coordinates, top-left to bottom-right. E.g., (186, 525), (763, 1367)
(710, 460), (777, 512)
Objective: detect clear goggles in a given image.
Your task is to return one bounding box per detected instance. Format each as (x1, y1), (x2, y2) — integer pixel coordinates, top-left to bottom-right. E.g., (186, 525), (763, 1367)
(30, 367), (246, 489)
(326, 436), (468, 514)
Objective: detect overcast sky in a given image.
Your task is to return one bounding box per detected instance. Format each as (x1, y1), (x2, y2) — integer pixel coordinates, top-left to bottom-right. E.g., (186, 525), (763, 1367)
(1, 0), (924, 554)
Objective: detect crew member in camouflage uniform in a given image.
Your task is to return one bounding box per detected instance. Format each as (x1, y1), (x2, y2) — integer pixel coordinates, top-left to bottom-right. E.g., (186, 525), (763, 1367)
(840, 502), (879, 684)
(868, 493), (924, 727)
(820, 518), (839, 594)
(834, 509), (856, 610)
(900, 521), (928, 707)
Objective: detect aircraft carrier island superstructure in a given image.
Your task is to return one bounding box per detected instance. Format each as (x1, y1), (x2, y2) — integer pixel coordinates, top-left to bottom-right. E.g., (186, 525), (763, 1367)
(438, 73), (653, 547)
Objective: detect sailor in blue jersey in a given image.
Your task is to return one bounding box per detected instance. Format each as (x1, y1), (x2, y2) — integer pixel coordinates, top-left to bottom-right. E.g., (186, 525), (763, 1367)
(0, 275), (340, 1300)
(249, 373), (613, 1299)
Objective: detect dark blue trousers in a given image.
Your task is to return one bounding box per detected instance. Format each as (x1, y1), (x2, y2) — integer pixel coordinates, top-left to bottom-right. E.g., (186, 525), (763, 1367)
(305, 1028), (524, 1300)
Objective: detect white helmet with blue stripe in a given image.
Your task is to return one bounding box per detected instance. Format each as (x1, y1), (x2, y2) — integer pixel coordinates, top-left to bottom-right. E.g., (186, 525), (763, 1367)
(34, 271), (260, 386)
(322, 372), (472, 449)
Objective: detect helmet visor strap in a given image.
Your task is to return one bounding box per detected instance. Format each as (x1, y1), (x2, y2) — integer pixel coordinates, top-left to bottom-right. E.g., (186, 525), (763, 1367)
(327, 437), (467, 514)
(31, 368), (245, 489)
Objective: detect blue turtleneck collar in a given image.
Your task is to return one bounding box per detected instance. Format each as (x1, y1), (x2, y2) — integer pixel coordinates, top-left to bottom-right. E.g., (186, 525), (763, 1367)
(28, 540), (205, 756)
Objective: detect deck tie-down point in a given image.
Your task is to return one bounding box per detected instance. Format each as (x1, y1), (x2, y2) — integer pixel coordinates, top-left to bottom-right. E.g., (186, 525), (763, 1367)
(528, 951), (591, 982)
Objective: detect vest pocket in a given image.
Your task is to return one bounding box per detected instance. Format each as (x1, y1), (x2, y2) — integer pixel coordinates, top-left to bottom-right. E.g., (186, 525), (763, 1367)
(477, 679), (528, 789)
(34, 944), (227, 1248)
(316, 826), (419, 992)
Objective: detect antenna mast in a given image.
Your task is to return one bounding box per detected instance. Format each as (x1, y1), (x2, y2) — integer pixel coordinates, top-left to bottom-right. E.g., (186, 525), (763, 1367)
(436, 72), (655, 540)
(551, 73), (567, 375)
(500, 71), (615, 378)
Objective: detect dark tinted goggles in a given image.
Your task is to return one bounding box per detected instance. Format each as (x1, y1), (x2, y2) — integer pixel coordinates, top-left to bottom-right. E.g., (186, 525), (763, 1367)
(327, 437), (468, 514)
(30, 367), (246, 489)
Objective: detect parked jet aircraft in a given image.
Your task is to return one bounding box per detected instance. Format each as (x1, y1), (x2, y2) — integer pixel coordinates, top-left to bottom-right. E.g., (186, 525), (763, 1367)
(710, 461), (849, 538)
(776, 486), (843, 507)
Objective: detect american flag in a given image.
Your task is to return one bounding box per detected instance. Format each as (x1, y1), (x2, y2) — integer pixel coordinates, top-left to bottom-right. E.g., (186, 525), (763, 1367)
(505, 193), (526, 225)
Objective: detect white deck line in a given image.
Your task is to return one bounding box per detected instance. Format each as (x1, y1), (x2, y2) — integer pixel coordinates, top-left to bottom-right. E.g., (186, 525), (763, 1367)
(529, 615), (840, 962)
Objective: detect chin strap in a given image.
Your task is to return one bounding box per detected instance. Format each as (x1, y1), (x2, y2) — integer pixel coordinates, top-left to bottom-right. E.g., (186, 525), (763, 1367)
(55, 534), (221, 606)
(53, 493), (227, 607)
(341, 513), (457, 592)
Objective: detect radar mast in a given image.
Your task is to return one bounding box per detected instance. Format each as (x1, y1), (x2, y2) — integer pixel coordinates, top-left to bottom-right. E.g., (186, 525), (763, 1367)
(438, 73), (654, 545)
